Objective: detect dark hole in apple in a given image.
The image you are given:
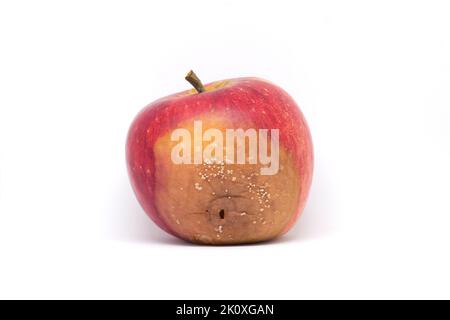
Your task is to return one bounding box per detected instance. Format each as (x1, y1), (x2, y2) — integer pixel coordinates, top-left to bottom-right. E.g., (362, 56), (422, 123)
(219, 209), (225, 219)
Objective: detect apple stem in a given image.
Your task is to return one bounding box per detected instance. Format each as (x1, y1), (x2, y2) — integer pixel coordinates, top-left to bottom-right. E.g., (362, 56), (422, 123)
(185, 70), (206, 93)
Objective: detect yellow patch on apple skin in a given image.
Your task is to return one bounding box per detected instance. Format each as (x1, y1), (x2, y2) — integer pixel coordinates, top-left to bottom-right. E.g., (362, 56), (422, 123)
(152, 117), (301, 245)
(183, 80), (231, 96)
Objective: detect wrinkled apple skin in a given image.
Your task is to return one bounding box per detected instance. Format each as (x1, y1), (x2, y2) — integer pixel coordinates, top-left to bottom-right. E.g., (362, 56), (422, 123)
(126, 78), (313, 244)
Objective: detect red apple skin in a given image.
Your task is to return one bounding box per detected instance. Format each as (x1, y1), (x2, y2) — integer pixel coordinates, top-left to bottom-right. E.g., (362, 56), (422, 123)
(126, 77), (313, 244)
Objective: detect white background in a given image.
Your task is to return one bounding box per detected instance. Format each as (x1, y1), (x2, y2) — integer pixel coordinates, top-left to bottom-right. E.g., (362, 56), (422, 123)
(0, 0), (449, 299)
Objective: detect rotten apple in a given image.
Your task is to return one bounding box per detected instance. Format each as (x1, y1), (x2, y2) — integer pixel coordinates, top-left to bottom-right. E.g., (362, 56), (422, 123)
(126, 71), (313, 244)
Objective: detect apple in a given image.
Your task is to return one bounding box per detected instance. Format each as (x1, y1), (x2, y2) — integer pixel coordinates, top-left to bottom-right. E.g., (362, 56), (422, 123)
(126, 71), (313, 244)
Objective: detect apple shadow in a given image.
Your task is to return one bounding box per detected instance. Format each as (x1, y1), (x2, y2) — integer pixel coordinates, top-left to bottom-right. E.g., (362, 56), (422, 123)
(109, 166), (332, 246)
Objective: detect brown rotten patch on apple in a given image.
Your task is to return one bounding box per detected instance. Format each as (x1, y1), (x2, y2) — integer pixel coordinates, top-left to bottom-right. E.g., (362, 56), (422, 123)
(152, 144), (300, 245)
